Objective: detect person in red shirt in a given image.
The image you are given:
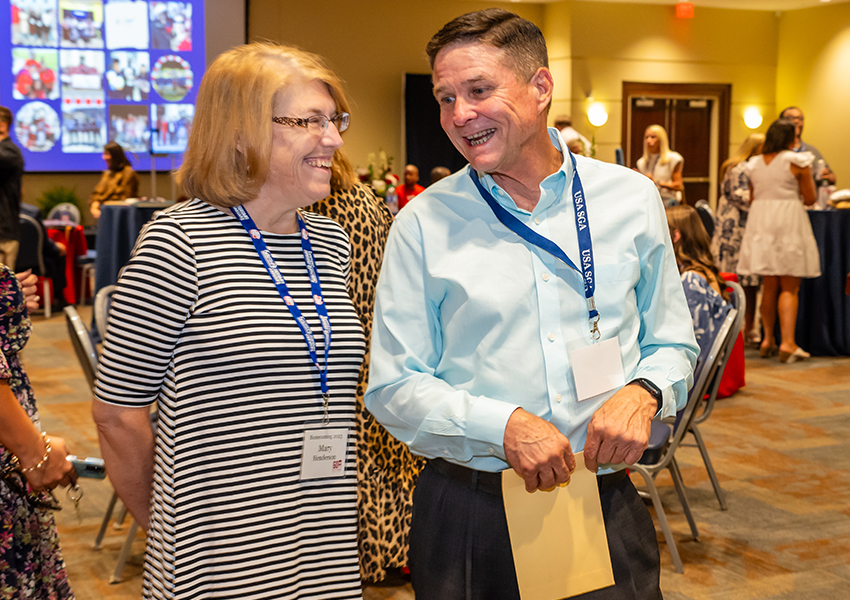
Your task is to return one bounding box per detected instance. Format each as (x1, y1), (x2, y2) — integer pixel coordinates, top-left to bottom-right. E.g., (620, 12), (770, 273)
(397, 164), (425, 210)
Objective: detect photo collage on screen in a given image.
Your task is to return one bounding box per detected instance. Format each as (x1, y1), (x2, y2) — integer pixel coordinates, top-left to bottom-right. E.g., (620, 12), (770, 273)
(3, 0), (203, 171)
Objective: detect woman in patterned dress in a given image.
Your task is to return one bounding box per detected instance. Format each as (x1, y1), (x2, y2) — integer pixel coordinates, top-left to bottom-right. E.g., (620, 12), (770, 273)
(1, 265), (76, 600)
(711, 133), (764, 345)
(92, 44), (366, 599)
(307, 154), (425, 582)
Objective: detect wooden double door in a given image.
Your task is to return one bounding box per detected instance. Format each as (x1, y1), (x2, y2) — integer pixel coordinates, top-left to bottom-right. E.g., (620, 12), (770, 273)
(622, 82), (731, 207)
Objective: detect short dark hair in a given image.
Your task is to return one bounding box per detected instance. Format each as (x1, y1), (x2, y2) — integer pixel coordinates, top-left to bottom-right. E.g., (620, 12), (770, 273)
(0, 106), (12, 127)
(779, 106), (802, 119)
(104, 141), (131, 171)
(425, 9), (548, 81)
(762, 119), (796, 154)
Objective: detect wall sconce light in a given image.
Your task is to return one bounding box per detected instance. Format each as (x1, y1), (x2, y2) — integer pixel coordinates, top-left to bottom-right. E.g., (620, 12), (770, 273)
(587, 102), (608, 127)
(744, 107), (763, 129)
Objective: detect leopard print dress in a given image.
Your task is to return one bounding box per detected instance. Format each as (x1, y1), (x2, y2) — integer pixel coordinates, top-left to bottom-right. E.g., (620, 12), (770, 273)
(306, 182), (425, 583)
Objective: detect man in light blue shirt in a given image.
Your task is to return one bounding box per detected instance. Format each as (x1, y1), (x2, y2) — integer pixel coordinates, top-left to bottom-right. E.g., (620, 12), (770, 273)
(365, 9), (698, 599)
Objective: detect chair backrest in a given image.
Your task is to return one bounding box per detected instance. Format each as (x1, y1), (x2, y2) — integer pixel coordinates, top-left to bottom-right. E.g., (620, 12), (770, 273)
(694, 200), (715, 238)
(693, 280), (745, 425)
(64, 305), (98, 391)
(647, 305), (738, 470)
(16, 214), (46, 276)
(615, 147), (625, 166)
(47, 203), (81, 224)
(94, 285), (117, 342)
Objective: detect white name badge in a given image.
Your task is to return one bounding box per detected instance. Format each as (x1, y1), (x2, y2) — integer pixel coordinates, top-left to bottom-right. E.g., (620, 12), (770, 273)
(569, 337), (626, 402)
(300, 428), (349, 480)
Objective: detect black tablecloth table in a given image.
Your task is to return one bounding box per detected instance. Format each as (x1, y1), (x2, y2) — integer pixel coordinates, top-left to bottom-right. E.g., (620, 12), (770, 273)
(92, 202), (171, 343)
(94, 203), (172, 295)
(797, 211), (850, 356)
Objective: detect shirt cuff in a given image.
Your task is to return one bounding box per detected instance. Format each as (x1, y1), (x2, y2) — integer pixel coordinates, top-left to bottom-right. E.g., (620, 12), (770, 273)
(466, 396), (521, 461)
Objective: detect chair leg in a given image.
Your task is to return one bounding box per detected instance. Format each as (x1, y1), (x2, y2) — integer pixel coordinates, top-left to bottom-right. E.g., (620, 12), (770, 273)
(115, 505), (129, 528)
(669, 457), (699, 541)
(630, 465), (685, 574)
(42, 280), (52, 319)
(690, 424), (727, 510)
(94, 491), (119, 550)
(110, 520), (140, 584)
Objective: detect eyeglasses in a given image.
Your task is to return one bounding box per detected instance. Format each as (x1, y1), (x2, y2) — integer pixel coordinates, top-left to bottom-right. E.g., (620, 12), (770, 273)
(272, 112), (350, 135)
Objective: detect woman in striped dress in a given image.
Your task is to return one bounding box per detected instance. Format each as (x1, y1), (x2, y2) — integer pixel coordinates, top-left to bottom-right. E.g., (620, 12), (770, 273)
(92, 43), (365, 599)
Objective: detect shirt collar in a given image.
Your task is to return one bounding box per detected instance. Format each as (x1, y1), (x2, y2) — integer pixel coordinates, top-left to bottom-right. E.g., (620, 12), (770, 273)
(478, 127), (573, 215)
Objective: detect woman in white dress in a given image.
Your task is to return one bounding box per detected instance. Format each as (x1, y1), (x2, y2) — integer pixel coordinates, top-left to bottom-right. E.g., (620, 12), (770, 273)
(635, 124), (684, 207)
(92, 43), (366, 599)
(737, 119), (818, 363)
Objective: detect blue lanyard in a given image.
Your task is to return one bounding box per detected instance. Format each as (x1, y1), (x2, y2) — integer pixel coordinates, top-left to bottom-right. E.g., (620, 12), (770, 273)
(231, 206), (333, 423)
(468, 151), (600, 339)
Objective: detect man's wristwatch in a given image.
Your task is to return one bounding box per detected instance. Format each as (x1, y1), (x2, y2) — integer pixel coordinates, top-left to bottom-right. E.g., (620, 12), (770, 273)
(628, 378), (662, 413)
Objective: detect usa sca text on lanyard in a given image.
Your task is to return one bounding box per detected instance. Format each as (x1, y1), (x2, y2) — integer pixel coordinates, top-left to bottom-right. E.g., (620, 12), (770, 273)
(468, 150), (601, 340)
(231, 206), (333, 423)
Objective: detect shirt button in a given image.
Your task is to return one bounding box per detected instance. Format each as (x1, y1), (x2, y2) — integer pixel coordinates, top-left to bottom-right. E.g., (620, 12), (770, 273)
(534, 217), (542, 225)
(444, 450), (449, 456)
(488, 447), (496, 455)
(548, 333), (556, 342)
(556, 394), (562, 403)
(542, 273), (550, 282)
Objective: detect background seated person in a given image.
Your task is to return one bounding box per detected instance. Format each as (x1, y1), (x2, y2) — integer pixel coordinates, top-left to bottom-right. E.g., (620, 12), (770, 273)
(18, 202), (67, 309)
(397, 164), (425, 210)
(89, 141), (138, 220)
(667, 204), (731, 367)
(429, 166), (450, 185)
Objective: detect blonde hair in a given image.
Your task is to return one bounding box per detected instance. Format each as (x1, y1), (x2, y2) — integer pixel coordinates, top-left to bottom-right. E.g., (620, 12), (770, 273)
(641, 124), (674, 165)
(719, 133), (765, 182)
(176, 42), (353, 207)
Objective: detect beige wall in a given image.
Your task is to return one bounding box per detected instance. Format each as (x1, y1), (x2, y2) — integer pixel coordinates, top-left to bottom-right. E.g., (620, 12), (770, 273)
(777, 3), (850, 186)
(248, 0), (544, 178)
(545, 2), (779, 167)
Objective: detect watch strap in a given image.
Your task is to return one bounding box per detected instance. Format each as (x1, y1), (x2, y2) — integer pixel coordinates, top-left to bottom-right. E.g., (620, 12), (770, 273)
(628, 378), (662, 413)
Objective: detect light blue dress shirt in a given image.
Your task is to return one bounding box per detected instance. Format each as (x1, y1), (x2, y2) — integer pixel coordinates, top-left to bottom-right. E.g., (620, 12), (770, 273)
(365, 128), (698, 473)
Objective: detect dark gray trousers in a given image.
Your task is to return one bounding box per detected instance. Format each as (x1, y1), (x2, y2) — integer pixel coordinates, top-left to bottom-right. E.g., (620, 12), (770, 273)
(409, 463), (663, 600)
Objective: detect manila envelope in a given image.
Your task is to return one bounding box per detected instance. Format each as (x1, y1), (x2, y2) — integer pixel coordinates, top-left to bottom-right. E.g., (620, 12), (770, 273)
(502, 452), (615, 600)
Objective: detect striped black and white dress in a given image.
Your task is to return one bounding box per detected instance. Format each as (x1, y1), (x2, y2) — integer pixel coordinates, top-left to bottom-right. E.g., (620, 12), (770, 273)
(94, 199), (365, 600)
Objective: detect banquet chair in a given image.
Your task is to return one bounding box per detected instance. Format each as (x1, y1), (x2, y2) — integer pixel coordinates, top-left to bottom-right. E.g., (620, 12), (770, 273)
(94, 285), (116, 342)
(17, 214), (53, 318)
(687, 280), (746, 511)
(64, 303), (144, 583)
(63, 305), (98, 389)
(694, 200), (715, 238)
(47, 203), (81, 224)
(631, 306), (739, 573)
(615, 147), (625, 166)
(76, 251), (96, 305)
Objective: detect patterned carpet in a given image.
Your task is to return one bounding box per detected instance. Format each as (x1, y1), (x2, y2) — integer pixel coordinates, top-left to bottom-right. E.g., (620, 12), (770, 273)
(19, 307), (850, 599)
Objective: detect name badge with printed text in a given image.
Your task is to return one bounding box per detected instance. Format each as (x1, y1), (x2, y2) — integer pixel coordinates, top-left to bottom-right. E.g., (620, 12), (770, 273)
(300, 428), (349, 480)
(569, 337), (626, 402)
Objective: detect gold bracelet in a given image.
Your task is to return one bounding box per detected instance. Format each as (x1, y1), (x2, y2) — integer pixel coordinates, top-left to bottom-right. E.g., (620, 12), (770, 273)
(12, 432), (52, 474)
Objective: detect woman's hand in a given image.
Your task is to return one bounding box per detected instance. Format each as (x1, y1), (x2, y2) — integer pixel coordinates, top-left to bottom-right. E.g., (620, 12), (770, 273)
(20, 435), (77, 492)
(15, 270), (40, 312)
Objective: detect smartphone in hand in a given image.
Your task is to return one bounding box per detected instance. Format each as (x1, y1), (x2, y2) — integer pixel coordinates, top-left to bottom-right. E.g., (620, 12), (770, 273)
(67, 456), (107, 479)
